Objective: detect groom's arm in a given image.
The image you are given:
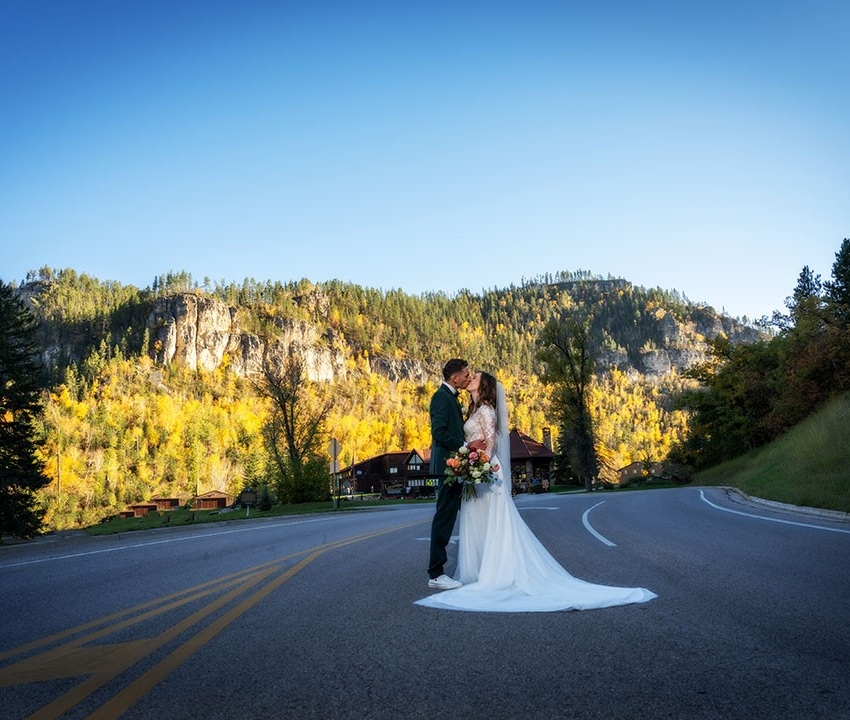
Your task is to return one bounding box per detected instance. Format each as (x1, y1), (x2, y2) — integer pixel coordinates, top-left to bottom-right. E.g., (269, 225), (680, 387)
(430, 392), (463, 451)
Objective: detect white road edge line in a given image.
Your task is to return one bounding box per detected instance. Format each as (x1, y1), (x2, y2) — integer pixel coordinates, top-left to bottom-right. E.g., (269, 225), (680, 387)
(699, 490), (850, 534)
(0, 517), (332, 569)
(582, 501), (617, 546)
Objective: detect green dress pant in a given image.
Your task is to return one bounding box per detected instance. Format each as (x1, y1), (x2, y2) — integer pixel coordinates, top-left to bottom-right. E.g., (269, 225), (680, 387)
(428, 479), (463, 579)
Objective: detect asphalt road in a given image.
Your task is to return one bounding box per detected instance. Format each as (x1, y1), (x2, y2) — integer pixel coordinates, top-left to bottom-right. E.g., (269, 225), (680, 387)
(1, 487), (848, 720)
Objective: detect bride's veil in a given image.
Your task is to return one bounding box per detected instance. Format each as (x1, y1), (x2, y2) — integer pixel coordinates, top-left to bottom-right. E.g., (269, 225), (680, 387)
(495, 381), (511, 483)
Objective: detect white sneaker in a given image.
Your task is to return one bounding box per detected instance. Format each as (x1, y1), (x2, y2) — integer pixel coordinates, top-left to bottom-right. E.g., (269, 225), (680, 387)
(428, 574), (462, 590)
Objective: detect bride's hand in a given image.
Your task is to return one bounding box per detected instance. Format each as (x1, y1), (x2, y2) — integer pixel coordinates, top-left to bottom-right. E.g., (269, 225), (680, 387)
(468, 439), (486, 452)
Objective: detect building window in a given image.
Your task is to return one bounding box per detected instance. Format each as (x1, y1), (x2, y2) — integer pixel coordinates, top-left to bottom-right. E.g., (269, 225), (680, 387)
(389, 467), (397, 474)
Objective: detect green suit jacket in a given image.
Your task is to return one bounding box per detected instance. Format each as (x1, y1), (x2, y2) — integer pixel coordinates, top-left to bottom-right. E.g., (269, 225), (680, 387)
(429, 383), (465, 477)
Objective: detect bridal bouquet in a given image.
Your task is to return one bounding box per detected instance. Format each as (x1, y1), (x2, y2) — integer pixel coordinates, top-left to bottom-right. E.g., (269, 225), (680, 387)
(444, 446), (496, 500)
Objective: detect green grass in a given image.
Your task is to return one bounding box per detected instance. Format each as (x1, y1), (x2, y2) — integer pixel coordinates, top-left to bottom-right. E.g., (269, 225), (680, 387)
(85, 496), (429, 536)
(694, 393), (850, 513)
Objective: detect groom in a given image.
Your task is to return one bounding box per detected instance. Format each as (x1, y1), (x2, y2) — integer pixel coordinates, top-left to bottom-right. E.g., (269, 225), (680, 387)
(426, 358), (482, 590)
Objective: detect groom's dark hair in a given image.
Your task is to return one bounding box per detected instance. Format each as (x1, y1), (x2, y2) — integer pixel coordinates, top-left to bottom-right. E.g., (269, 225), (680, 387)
(442, 358), (468, 380)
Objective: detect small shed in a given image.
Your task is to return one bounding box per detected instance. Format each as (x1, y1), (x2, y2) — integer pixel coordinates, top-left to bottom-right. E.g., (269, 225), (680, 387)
(192, 490), (231, 510)
(151, 497), (181, 511)
(125, 503), (158, 518)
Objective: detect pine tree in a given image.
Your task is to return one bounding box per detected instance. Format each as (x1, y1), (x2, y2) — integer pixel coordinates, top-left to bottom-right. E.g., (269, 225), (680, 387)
(537, 316), (600, 490)
(0, 281), (51, 539)
(787, 266), (822, 321)
(825, 238), (850, 327)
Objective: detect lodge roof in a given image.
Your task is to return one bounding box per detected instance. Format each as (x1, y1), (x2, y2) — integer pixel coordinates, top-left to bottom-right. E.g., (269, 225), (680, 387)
(509, 429), (554, 460)
(343, 449), (427, 474)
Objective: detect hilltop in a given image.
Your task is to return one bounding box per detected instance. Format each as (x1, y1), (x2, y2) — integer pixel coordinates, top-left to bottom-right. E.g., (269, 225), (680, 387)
(18, 267), (763, 383)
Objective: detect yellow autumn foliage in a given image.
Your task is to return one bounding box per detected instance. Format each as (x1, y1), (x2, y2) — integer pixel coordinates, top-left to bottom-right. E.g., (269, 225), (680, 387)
(35, 351), (690, 530)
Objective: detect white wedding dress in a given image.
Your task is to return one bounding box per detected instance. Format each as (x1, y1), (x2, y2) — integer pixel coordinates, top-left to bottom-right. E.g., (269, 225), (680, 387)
(416, 399), (657, 613)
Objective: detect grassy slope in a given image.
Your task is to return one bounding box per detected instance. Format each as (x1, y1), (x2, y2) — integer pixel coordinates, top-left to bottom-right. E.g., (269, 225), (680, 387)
(695, 393), (850, 514)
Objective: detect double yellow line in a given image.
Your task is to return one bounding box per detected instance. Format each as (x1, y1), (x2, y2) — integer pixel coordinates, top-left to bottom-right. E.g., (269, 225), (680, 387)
(0, 519), (422, 719)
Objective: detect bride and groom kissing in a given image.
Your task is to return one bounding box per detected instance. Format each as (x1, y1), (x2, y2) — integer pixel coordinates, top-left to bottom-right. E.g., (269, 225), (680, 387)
(416, 358), (657, 613)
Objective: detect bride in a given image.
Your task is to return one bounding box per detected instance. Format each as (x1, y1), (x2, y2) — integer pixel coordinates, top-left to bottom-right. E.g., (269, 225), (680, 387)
(416, 371), (657, 612)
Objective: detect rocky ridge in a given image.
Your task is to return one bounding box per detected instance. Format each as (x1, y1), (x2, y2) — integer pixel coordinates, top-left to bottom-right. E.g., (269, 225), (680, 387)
(16, 283), (765, 385)
(148, 293), (763, 383)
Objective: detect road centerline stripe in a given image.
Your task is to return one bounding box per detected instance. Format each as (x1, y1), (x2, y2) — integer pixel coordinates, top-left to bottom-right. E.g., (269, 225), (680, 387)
(582, 501), (617, 546)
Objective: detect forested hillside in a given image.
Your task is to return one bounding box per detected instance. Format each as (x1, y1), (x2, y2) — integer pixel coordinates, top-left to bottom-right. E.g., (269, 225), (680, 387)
(12, 267), (762, 530)
(672, 238), (850, 473)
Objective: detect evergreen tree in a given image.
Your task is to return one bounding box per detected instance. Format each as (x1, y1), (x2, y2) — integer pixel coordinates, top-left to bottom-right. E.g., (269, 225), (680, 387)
(0, 281), (51, 539)
(786, 265), (822, 325)
(538, 316), (600, 490)
(822, 238), (850, 390)
(825, 238), (850, 327)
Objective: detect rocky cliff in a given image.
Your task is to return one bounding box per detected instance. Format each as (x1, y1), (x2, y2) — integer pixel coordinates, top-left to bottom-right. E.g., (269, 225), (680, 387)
(148, 294), (348, 382)
(644, 307), (762, 376)
(596, 306), (763, 378)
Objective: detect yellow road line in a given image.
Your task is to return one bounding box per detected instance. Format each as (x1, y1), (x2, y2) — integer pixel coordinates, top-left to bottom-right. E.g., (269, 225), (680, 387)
(88, 552), (321, 720)
(0, 519), (424, 720)
(0, 556), (292, 663)
(25, 566), (280, 720)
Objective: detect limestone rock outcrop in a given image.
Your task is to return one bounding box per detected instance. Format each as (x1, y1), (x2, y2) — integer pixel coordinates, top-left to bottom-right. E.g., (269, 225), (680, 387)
(148, 294), (346, 382)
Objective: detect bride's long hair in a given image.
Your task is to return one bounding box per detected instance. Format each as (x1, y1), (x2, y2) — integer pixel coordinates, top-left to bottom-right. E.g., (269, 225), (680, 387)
(468, 371), (498, 417)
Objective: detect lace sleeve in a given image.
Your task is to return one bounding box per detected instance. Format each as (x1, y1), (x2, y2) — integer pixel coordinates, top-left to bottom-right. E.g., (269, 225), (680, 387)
(476, 405), (498, 457)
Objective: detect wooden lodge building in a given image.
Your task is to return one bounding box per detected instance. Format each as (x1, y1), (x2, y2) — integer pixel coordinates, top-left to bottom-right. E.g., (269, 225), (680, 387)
(339, 449), (431, 498)
(339, 429), (554, 498)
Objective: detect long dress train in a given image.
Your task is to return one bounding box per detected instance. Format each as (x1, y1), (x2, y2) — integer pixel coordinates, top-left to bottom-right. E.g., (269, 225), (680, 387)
(415, 404), (657, 613)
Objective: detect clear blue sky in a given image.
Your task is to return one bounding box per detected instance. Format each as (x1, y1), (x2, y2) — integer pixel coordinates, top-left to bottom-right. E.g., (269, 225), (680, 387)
(2, 0), (848, 321)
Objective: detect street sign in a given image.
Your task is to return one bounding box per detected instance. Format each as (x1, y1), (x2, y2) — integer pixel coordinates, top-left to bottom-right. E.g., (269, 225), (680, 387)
(328, 437), (343, 509)
(239, 488), (257, 518)
(327, 437), (341, 460)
